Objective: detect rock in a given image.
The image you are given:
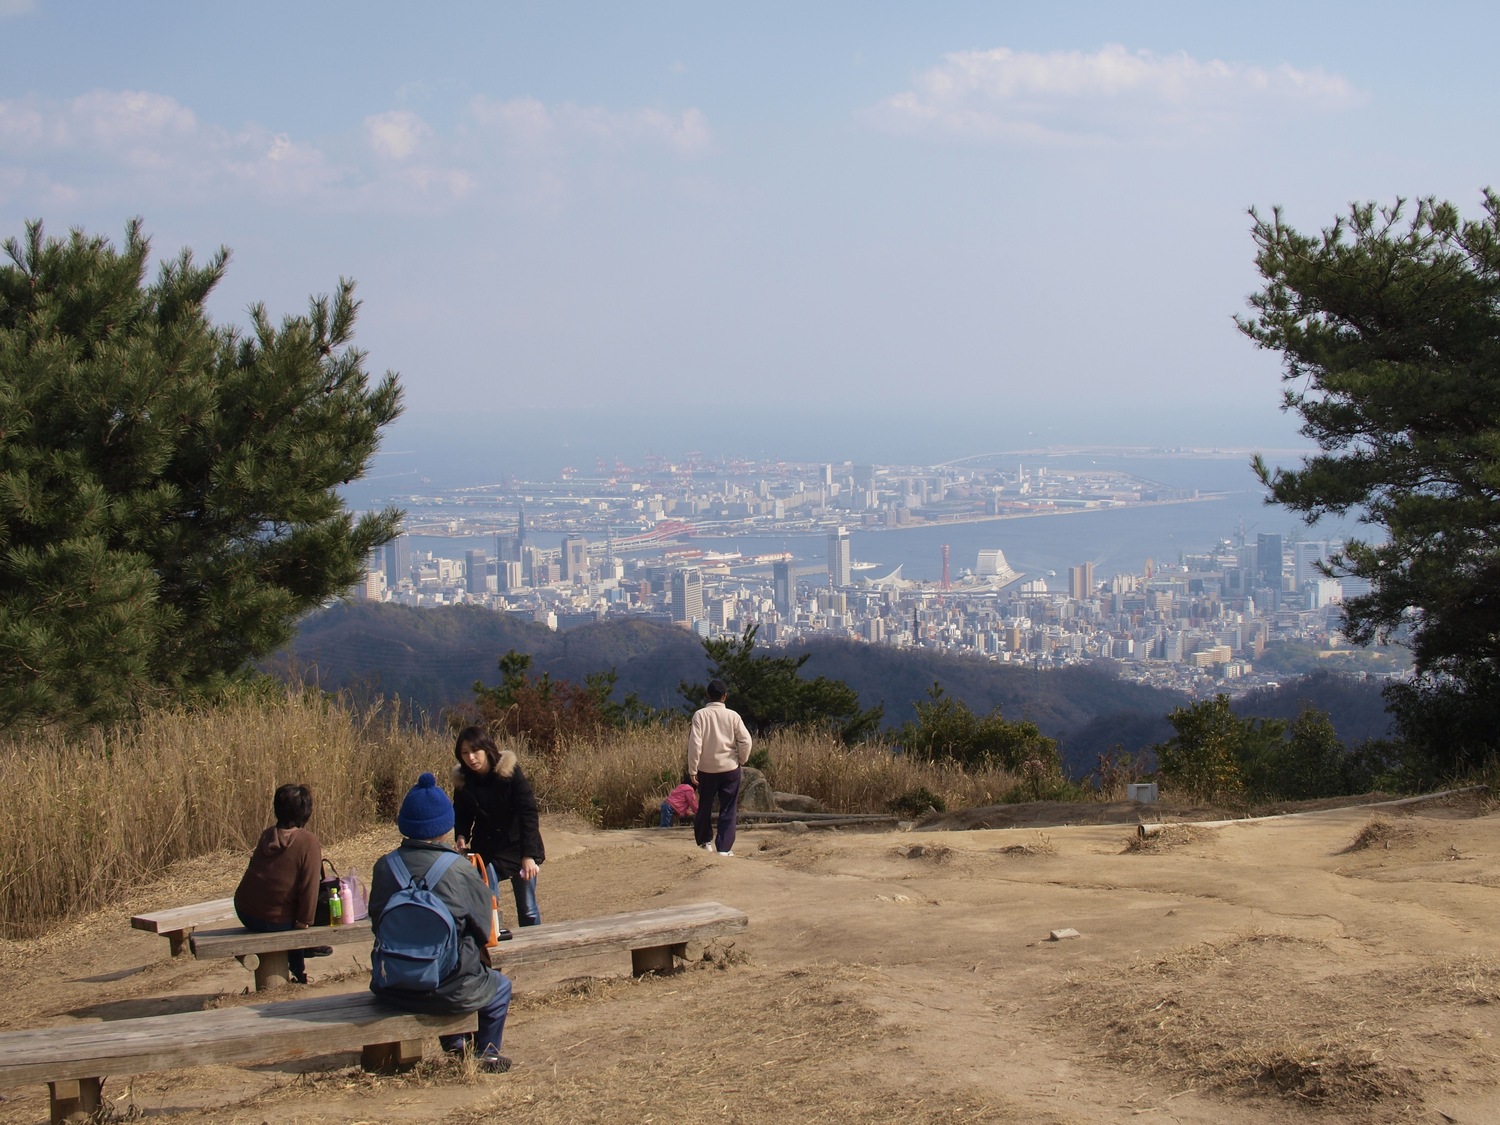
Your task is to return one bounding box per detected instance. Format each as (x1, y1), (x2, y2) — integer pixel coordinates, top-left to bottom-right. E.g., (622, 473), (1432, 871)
(773, 791), (824, 814)
(1048, 928), (1082, 941)
(737, 766), (777, 812)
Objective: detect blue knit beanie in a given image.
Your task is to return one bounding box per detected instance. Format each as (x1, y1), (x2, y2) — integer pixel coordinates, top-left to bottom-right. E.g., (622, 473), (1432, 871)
(397, 772), (455, 839)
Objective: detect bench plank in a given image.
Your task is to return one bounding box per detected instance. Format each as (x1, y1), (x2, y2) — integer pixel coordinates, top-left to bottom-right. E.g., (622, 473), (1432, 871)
(190, 900), (748, 989)
(0, 992), (471, 1088)
(129, 898), (237, 935)
(131, 898), (238, 956)
(496, 901), (748, 969)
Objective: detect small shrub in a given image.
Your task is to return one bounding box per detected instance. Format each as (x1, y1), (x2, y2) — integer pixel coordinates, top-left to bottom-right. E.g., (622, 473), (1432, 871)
(888, 787), (947, 817)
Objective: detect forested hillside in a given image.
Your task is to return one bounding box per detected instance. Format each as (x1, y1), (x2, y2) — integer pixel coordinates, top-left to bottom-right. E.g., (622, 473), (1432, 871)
(274, 603), (1394, 775)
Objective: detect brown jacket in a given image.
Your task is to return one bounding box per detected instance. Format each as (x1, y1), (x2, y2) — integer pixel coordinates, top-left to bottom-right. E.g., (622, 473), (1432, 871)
(234, 826), (322, 927)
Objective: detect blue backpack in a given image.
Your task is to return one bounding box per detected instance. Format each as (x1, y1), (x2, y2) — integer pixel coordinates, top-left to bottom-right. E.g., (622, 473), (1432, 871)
(372, 850), (463, 991)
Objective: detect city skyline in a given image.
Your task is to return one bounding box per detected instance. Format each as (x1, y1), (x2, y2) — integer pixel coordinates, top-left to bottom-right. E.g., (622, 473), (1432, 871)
(4, 2), (1496, 460)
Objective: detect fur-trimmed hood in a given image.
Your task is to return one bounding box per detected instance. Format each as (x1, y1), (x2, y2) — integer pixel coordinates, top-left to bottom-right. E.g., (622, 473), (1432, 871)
(451, 748), (519, 791)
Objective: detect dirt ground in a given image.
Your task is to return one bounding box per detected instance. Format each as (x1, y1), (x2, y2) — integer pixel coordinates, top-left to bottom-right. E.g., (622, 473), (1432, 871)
(3, 792), (1500, 1124)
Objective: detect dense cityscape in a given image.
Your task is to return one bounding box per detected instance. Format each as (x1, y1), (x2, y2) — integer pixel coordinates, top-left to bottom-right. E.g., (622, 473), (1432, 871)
(354, 453), (1380, 698)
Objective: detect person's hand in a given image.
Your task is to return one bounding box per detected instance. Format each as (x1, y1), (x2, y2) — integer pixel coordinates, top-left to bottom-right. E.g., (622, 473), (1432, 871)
(455, 836), (468, 851)
(520, 857), (540, 880)
(688, 771), (698, 786)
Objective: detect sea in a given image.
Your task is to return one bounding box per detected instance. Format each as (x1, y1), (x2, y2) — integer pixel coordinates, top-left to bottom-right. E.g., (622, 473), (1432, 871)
(377, 442), (1370, 586)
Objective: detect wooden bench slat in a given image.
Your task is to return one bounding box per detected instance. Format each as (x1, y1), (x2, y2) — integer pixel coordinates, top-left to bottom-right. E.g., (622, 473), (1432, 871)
(0, 993), (471, 1087)
(129, 899), (236, 934)
(191, 919), (371, 958)
(497, 901), (748, 967)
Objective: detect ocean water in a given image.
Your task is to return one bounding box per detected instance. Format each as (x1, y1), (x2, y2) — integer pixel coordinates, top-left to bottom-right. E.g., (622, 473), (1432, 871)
(398, 450), (1369, 585)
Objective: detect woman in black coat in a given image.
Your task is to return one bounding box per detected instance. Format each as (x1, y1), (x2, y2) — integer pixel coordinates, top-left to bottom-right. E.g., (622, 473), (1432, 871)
(452, 726), (546, 926)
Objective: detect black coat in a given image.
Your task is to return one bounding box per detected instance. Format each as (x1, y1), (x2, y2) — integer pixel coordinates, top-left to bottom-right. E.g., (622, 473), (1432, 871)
(452, 755), (545, 879)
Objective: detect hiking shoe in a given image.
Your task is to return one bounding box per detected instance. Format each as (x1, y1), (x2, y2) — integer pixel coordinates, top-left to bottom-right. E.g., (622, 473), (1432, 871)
(441, 1034), (473, 1056)
(306, 946), (335, 958)
(717, 850), (735, 857)
(476, 1050), (512, 1074)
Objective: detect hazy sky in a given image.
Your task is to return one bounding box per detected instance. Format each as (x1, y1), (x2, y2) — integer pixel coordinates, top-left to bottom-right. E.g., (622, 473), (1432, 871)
(4, 1), (1497, 464)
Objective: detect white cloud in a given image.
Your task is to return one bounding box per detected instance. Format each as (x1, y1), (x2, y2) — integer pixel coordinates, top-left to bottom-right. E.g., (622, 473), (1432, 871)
(470, 96), (714, 157)
(0, 90), (480, 211)
(364, 110), (432, 161)
(0, 88), (710, 214)
(870, 45), (1364, 145)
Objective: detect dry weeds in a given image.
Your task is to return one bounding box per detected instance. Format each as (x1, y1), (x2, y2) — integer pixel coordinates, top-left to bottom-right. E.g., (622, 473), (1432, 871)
(1341, 818), (1424, 854)
(1122, 824), (1216, 853)
(1049, 931), (1500, 1118)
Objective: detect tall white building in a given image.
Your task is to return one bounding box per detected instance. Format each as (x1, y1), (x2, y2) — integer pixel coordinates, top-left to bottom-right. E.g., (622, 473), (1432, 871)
(827, 526), (852, 587)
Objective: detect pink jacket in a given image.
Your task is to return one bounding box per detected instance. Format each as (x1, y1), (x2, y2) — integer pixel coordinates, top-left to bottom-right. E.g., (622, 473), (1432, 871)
(666, 783), (699, 817)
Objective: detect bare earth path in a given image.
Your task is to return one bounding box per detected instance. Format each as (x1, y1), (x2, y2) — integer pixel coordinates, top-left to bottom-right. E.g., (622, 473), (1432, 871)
(2, 794), (1499, 1124)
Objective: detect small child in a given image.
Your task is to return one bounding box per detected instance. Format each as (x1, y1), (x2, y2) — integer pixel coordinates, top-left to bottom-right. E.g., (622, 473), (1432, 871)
(659, 775), (699, 827)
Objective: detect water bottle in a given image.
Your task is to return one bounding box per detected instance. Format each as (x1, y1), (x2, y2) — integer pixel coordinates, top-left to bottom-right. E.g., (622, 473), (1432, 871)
(327, 887), (343, 926)
(339, 879), (355, 925)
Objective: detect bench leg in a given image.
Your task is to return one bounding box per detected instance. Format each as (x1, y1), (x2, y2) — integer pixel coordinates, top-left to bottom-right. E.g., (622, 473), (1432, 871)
(631, 941), (686, 976)
(253, 950), (291, 991)
(48, 1077), (102, 1124)
(166, 929), (190, 957)
(362, 1039), (424, 1072)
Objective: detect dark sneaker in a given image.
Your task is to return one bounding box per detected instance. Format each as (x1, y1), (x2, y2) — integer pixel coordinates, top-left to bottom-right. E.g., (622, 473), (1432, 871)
(440, 1034), (473, 1056)
(306, 946), (335, 958)
(476, 1050), (512, 1074)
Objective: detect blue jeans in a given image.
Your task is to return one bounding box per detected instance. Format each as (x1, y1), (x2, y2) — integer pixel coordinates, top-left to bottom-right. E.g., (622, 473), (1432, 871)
(510, 872), (540, 927)
(440, 969), (512, 1056)
(659, 801), (676, 827)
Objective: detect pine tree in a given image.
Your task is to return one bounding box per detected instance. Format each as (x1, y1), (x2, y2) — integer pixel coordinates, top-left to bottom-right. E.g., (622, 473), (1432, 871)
(1239, 192), (1500, 772)
(0, 220), (403, 726)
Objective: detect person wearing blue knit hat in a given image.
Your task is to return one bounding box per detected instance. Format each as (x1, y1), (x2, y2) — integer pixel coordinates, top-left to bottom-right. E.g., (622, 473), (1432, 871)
(369, 773), (514, 1073)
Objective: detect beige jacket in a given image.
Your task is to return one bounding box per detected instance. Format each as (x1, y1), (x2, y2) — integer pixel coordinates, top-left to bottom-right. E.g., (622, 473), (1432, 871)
(687, 701), (753, 775)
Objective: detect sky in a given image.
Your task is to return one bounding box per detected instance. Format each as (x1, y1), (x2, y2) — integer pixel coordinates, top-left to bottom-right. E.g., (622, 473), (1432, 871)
(3, 1), (1498, 473)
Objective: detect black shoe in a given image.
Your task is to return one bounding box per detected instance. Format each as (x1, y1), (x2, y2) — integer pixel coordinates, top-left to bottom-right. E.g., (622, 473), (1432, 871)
(441, 1034), (473, 1056)
(306, 946), (335, 958)
(291, 970), (309, 985)
(476, 1050), (512, 1074)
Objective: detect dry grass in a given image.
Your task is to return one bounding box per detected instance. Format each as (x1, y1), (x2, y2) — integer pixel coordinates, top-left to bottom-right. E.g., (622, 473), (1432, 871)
(0, 690), (446, 936)
(1122, 824), (1216, 853)
(527, 724), (1029, 830)
(1342, 818), (1423, 854)
(1054, 932), (1435, 1116)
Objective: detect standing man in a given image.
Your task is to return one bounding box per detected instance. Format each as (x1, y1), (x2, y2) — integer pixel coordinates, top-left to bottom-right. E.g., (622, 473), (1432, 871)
(688, 679), (753, 857)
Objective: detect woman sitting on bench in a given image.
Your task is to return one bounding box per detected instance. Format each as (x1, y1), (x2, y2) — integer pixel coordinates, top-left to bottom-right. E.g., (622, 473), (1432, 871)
(234, 783), (329, 985)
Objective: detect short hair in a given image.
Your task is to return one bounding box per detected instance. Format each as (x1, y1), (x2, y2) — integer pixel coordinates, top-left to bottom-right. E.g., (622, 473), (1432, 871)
(273, 783), (313, 829)
(706, 679), (728, 701)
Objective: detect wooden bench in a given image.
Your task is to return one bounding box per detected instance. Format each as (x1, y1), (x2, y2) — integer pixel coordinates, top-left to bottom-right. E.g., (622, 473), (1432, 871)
(191, 918), (372, 991)
(0, 992), (472, 1125)
(192, 900), (750, 991)
(129, 898), (237, 957)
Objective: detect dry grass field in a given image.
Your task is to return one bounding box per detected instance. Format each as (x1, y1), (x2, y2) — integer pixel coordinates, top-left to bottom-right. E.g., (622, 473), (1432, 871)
(2, 791), (1499, 1124)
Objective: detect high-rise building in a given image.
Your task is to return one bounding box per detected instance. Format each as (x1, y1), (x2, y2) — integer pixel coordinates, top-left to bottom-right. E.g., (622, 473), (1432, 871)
(773, 560), (795, 617)
(383, 534), (412, 589)
(465, 549), (488, 595)
(1257, 533), (1284, 588)
(670, 568), (704, 624)
(1293, 540), (1333, 589)
(1068, 561), (1095, 601)
(827, 526), (852, 587)
(561, 535), (588, 582)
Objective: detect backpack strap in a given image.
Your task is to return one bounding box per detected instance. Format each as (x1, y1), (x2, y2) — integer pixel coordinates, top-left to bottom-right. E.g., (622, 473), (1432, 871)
(423, 849), (463, 890)
(385, 851), (413, 887)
